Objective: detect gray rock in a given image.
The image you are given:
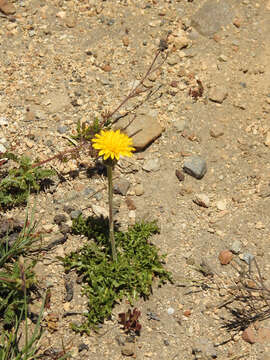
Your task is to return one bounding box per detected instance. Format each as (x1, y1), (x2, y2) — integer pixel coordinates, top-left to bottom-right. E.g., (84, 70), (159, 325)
(57, 125), (69, 134)
(231, 240), (242, 254)
(83, 187), (95, 196)
(113, 178), (130, 196)
(114, 114), (162, 151)
(94, 192), (103, 201)
(192, 337), (217, 359)
(191, 0), (234, 36)
(142, 158), (160, 172)
(70, 210), (82, 219)
(209, 86), (228, 104)
(54, 214), (67, 225)
(183, 156), (207, 179)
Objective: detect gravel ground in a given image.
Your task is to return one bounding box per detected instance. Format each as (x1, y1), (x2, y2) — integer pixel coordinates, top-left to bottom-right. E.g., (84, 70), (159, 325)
(1, 0), (270, 359)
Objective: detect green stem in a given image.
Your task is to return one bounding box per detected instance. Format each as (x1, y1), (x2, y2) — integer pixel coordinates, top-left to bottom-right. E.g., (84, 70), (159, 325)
(107, 165), (117, 261)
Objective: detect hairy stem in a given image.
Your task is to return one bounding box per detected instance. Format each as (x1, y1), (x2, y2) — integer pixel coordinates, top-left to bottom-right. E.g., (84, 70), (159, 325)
(107, 165), (117, 261)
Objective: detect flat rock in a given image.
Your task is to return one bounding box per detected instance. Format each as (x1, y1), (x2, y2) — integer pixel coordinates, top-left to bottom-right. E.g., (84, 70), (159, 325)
(242, 326), (256, 344)
(114, 115), (162, 151)
(209, 86), (228, 104)
(142, 158), (160, 172)
(0, 0), (16, 15)
(113, 178), (130, 196)
(183, 156), (207, 179)
(230, 240), (242, 254)
(191, 0), (234, 36)
(193, 193), (210, 208)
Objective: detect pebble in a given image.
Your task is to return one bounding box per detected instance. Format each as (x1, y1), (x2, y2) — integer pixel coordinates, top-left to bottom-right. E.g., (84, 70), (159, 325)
(54, 214), (67, 225)
(91, 204), (109, 218)
(173, 119), (187, 132)
(218, 250), (233, 265)
(0, 0), (16, 15)
(216, 199), (227, 211)
(183, 156), (207, 180)
(142, 158), (161, 172)
(0, 143), (7, 153)
(193, 193), (210, 208)
(175, 169), (185, 182)
(167, 307), (175, 315)
(209, 85), (228, 103)
(70, 210), (82, 219)
(121, 343), (135, 356)
(230, 240), (242, 254)
(0, 117), (8, 126)
(113, 178), (130, 196)
(242, 326), (256, 344)
(57, 125), (69, 134)
(264, 131), (270, 147)
(134, 184), (144, 196)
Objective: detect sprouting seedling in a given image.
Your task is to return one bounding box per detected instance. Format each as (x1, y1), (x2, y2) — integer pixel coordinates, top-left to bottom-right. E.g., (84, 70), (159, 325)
(91, 129), (135, 261)
(119, 308), (142, 335)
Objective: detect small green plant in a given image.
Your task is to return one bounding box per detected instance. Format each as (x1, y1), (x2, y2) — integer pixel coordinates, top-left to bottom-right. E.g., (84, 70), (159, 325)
(61, 215), (173, 334)
(0, 208), (44, 359)
(0, 208), (40, 328)
(0, 152), (55, 209)
(71, 118), (105, 142)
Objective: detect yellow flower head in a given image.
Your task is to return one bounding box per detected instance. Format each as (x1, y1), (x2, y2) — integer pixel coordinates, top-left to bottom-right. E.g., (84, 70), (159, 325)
(92, 129), (135, 161)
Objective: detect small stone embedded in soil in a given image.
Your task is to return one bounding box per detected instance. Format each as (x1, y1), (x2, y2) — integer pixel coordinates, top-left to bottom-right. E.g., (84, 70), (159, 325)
(53, 214), (67, 225)
(142, 158), (161, 172)
(0, 0), (16, 15)
(216, 199), (227, 211)
(264, 131), (270, 147)
(70, 210), (82, 219)
(175, 169), (185, 182)
(209, 85), (228, 103)
(64, 280), (74, 302)
(193, 193), (210, 208)
(57, 125), (69, 134)
(121, 343), (135, 357)
(0, 143), (7, 153)
(183, 156), (207, 179)
(231, 240), (242, 254)
(126, 197), (136, 210)
(0, 116), (8, 126)
(78, 343), (89, 352)
(167, 307), (175, 315)
(242, 326), (256, 344)
(134, 183), (144, 196)
(113, 178), (130, 195)
(173, 119), (187, 132)
(219, 250), (233, 265)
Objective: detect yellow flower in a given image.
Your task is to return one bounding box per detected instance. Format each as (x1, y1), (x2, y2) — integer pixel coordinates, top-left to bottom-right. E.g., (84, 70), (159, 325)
(92, 129), (135, 161)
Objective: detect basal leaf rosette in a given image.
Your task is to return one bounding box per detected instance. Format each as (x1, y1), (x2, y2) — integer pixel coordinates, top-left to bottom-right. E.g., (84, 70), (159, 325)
(92, 129), (135, 161)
